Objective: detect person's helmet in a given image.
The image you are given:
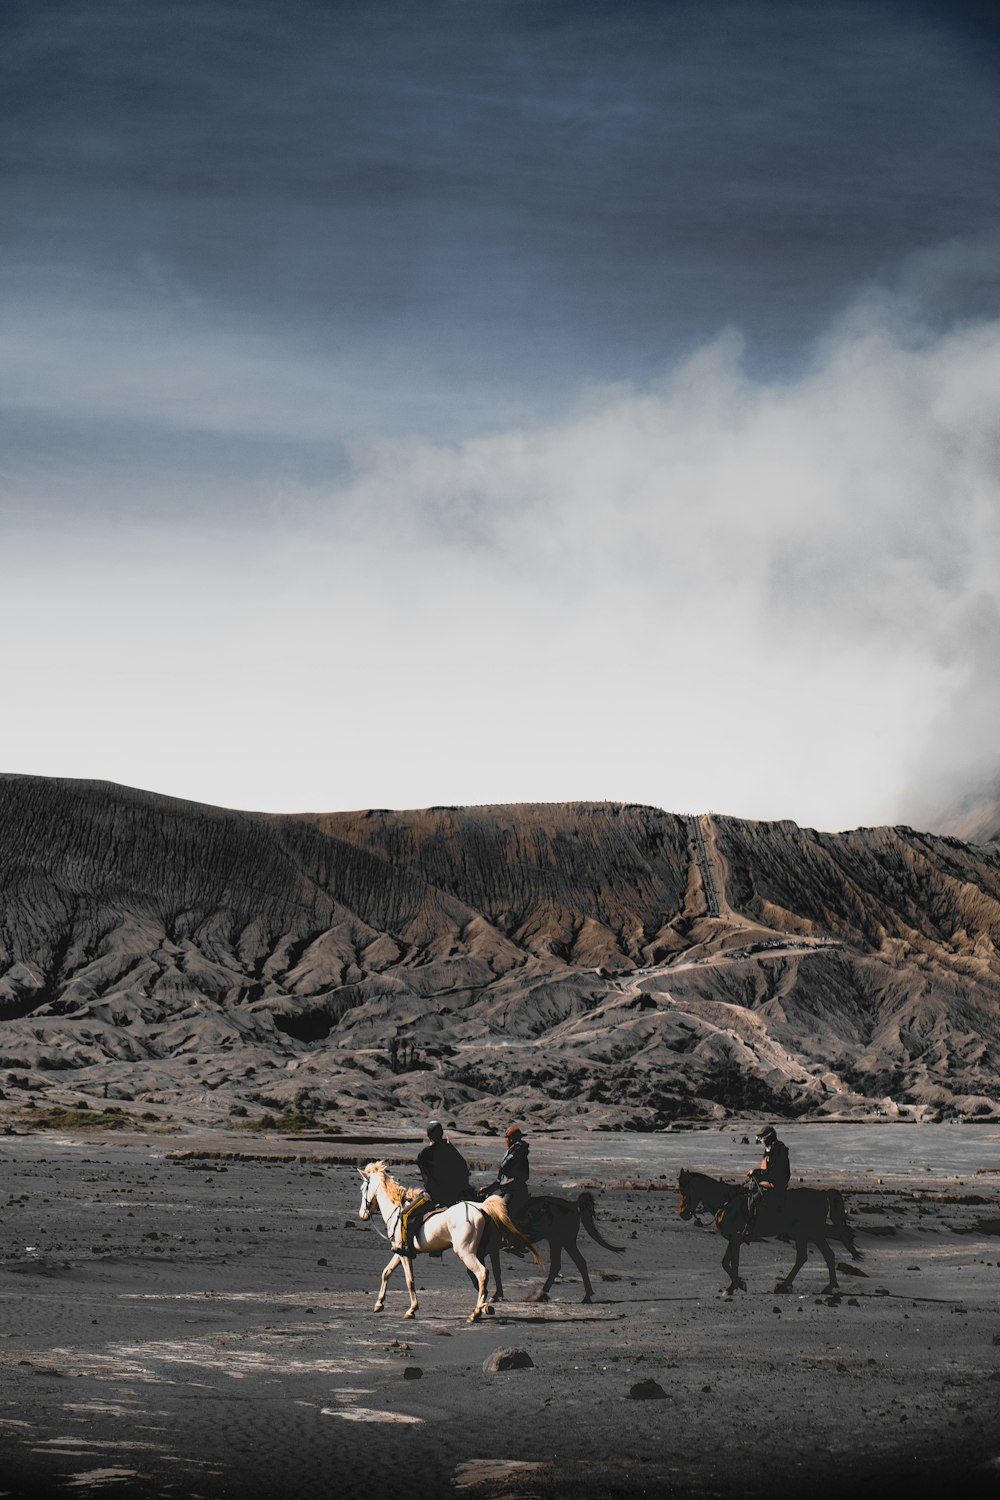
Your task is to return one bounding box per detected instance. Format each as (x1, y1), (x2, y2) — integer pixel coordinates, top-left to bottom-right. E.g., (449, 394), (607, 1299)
(505, 1125), (522, 1142)
(756, 1125), (777, 1145)
(427, 1120), (444, 1139)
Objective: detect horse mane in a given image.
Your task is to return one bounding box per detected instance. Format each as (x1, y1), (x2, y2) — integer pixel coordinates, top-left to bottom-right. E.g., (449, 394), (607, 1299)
(683, 1169), (734, 1190)
(362, 1161), (419, 1207)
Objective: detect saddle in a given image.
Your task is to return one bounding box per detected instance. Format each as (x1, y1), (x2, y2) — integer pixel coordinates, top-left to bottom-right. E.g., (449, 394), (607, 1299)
(522, 1197), (554, 1241)
(716, 1192), (750, 1239)
(717, 1187), (786, 1240)
(395, 1194), (432, 1256)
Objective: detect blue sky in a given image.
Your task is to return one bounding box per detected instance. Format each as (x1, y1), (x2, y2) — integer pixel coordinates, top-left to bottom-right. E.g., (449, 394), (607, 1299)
(4, 1), (1000, 826)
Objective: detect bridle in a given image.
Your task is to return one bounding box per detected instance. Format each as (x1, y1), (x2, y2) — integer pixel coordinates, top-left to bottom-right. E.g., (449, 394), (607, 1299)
(357, 1167), (398, 1244)
(677, 1171), (715, 1227)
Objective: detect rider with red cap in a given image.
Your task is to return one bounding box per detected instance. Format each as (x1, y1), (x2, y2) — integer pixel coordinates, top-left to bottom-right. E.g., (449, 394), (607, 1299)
(494, 1125), (530, 1222)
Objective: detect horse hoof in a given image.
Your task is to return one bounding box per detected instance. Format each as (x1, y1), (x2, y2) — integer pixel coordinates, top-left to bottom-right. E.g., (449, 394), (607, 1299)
(773, 1283), (791, 1295)
(373, 1303), (384, 1313)
(582, 1294), (593, 1304)
(404, 1310), (416, 1319)
(484, 1305), (495, 1316)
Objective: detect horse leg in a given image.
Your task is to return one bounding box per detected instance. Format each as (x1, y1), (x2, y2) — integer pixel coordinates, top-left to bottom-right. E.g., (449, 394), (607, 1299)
(400, 1253), (419, 1318)
(530, 1240), (560, 1303)
(816, 1237), (839, 1295)
(373, 1253), (400, 1312)
(480, 1223), (503, 1304)
(722, 1236), (746, 1295)
(490, 1238), (504, 1303)
(464, 1260), (496, 1314)
(828, 1191), (863, 1261)
(565, 1240), (595, 1303)
(455, 1247), (489, 1322)
(775, 1240), (808, 1293)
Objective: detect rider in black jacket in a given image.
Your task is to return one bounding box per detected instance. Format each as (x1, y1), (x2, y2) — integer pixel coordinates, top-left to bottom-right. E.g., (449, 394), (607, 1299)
(400, 1121), (470, 1257)
(417, 1121), (471, 1207)
(744, 1124), (790, 1237)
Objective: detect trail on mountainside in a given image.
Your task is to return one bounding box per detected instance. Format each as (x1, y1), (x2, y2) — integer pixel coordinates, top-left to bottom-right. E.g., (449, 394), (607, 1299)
(687, 815), (720, 918)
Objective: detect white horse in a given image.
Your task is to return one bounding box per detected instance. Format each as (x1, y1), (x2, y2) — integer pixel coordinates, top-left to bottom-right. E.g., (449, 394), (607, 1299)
(357, 1161), (541, 1323)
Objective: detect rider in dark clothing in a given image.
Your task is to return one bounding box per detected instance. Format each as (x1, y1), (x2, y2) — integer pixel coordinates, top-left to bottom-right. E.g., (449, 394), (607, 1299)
(494, 1125), (530, 1222)
(417, 1121), (471, 1207)
(400, 1121), (470, 1256)
(750, 1125), (790, 1193)
(744, 1124), (790, 1237)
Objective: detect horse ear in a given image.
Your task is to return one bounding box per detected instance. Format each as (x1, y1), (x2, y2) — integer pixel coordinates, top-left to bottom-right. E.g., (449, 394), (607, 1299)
(357, 1167), (367, 1177)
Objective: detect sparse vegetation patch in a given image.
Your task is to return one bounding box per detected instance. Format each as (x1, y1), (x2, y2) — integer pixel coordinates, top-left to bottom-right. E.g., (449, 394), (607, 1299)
(22, 1106), (132, 1131)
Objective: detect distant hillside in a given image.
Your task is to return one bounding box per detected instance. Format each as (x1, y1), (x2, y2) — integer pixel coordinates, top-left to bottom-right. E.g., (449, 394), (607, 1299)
(926, 784), (1000, 847)
(1, 773), (999, 1129)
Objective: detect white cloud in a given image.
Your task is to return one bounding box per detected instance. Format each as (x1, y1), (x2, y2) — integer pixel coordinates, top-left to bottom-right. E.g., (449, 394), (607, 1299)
(4, 279), (1000, 830)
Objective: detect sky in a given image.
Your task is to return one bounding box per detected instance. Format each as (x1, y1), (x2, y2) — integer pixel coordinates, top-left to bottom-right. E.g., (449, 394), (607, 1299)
(3, 0), (1000, 830)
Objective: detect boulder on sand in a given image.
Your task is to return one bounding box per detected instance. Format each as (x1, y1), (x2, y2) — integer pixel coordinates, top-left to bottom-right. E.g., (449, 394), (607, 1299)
(482, 1348), (534, 1372)
(629, 1379), (667, 1400)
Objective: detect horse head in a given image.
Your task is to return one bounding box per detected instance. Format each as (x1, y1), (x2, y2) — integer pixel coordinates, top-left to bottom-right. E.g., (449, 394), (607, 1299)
(677, 1168), (694, 1221)
(358, 1161), (386, 1221)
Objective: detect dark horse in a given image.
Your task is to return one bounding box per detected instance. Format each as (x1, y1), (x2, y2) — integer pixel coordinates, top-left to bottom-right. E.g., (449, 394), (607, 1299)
(677, 1168), (861, 1296)
(490, 1193), (624, 1303)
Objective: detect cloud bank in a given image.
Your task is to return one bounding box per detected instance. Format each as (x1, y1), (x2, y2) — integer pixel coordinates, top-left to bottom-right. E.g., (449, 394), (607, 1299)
(5, 264), (999, 830)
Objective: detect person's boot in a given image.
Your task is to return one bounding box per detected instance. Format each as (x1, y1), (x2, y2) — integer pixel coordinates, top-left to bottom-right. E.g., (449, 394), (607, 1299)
(396, 1206), (414, 1258)
(501, 1223), (526, 1257)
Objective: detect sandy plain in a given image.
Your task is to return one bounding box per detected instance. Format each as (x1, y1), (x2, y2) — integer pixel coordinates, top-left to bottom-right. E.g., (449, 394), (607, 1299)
(1, 1123), (999, 1500)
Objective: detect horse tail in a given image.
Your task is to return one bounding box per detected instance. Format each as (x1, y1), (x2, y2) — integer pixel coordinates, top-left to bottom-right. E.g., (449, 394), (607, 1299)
(576, 1192), (625, 1253)
(481, 1196), (544, 1267)
(828, 1190), (863, 1260)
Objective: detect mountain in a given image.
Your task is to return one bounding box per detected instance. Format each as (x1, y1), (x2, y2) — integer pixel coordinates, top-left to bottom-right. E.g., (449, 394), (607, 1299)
(1, 773), (999, 1130)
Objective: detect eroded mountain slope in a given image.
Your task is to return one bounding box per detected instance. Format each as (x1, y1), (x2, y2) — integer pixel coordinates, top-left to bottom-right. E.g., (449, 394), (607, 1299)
(1, 775), (999, 1128)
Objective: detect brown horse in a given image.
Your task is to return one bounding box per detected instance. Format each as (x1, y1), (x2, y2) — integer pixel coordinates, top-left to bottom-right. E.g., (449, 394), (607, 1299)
(677, 1168), (861, 1296)
(492, 1192), (624, 1303)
